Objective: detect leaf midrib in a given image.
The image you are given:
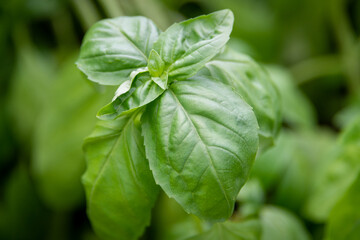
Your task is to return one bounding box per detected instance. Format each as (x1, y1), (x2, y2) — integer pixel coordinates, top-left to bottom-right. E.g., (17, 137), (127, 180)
(168, 89), (231, 212)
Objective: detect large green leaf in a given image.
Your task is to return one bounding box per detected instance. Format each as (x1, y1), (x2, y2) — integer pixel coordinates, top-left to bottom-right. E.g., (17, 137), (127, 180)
(199, 46), (281, 150)
(32, 55), (113, 210)
(187, 220), (261, 240)
(83, 113), (159, 240)
(77, 16), (160, 86)
(260, 206), (310, 240)
(153, 10), (234, 80)
(142, 77), (259, 221)
(325, 172), (360, 240)
(97, 72), (165, 120)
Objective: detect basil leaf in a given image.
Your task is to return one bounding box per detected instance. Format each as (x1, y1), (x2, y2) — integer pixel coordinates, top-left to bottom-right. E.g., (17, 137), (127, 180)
(187, 220), (261, 240)
(199, 46), (281, 151)
(77, 16), (161, 86)
(325, 172), (360, 240)
(260, 206), (310, 240)
(153, 10), (234, 80)
(142, 77), (259, 221)
(97, 72), (164, 120)
(83, 114), (159, 240)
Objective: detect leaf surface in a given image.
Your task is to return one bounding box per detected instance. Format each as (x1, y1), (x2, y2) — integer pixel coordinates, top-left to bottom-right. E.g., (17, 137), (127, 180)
(97, 72), (164, 120)
(83, 114), (159, 240)
(199, 46), (281, 150)
(77, 16), (160, 85)
(142, 77), (259, 221)
(187, 220), (261, 240)
(153, 10), (234, 80)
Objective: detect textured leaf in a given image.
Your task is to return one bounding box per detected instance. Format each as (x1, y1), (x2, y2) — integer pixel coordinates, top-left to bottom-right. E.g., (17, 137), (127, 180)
(32, 55), (113, 210)
(260, 206), (310, 240)
(97, 72), (164, 120)
(142, 77), (259, 221)
(153, 10), (234, 80)
(325, 172), (360, 240)
(199, 46), (281, 151)
(83, 114), (159, 240)
(187, 220), (261, 240)
(77, 16), (160, 85)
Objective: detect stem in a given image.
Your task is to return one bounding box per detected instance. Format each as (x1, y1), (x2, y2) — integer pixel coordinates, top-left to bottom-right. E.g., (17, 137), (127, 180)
(98, 0), (124, 18)
(329, 0), (360, 93)
(290, 55), (342, 85)
(71, 0), (101, 31)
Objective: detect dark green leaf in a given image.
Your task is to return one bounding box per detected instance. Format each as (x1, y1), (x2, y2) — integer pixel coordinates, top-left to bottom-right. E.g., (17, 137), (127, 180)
(153, 10), (234, 80)
(83, 113), (159, 240)
(97, 72), (164, 120)
(199, 46), (281, 151)
(77, 16), (160, 85)
(142, 77), (259, 221)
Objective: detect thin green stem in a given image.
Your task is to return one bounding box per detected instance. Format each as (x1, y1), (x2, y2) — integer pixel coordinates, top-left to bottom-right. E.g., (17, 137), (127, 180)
(71, 0), (101, 31)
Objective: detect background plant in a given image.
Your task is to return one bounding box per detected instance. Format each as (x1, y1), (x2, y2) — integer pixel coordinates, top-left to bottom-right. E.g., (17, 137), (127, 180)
(0, 0), (359, 240)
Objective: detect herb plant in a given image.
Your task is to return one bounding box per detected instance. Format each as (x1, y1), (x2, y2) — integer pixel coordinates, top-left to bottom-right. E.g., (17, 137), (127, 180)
(77, 10), (281, 240)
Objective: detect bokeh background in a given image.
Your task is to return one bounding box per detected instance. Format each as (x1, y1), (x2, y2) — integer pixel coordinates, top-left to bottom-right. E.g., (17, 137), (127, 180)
(0, 0), (360, 239)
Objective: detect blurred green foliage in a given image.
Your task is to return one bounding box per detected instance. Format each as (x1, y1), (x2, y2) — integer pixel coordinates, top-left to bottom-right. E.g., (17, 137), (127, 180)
(0, 0), (359, 239)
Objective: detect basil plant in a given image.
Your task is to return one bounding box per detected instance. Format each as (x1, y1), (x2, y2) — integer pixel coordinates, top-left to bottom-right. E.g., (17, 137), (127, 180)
(77, 9), (281, 240)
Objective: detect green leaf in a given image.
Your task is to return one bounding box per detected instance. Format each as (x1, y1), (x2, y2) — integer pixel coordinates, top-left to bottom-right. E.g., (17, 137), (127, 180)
(325, 172), (360, 240)
(260, 206), (310, 240)
(32, 54), (113, 210)
(153, 9), (234, 80)
(142, 77), (259, 221)
(83, 113), (159, 240)
(187, 220), (261, 240)
(199, 46), (281, 151)
(148, 49), (165, 77)
(97, 72), (165, 120)
(304, 117), (360, 221)
(77, 16), (161, 86)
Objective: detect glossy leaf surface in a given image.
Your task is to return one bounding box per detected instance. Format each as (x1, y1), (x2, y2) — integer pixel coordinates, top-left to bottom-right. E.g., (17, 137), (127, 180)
(200, 46), (281, 150)
(97, 72), (164, 120)
(77, 16), (160, 85)
(153, 10), (234, 80)
(143, 77), (259, 221)
(83, 114), (159, 240)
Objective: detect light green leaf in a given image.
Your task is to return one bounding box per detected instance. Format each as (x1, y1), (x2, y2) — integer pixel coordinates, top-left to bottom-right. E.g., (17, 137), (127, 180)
(148, 49), (165, 77)
(77, 16), (160, 86)
(97, 72), (165, 120)
(199, 46), (281, 151)
(32, 55), (113, 210)
(142, 77), (259, 221)
(187, 220), (261, 240)
(83, 113), (159, 240)
(153, 9), (234, 80)
(260, 206), (310, 240)
(304, 117), (360, 221)
(325, 172), (360, 240)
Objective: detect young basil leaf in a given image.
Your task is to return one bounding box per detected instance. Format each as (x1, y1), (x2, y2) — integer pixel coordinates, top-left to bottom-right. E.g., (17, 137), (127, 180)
(198, 46), (281, 151)
(148, 49), (165, 77)
(325, 172), (360, 240)
(77, 16), (161, 86)
(153, 9), (234, 80)
(97, 72), (165, 120)
(142, 77), (259, 221)
(83, 114), (159, 240)
(187, 220), (261, 240)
